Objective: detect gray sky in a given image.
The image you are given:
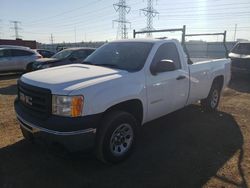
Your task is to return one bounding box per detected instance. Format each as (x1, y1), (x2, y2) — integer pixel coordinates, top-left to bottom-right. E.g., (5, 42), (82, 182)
(0, 0), (250, 43)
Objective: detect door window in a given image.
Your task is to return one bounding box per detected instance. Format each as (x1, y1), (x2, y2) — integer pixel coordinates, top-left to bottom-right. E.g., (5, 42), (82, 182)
(86, 49), (95, 56)
(0, 49), (11, 58)
(10, 49), (34, 57)
(151, 43), (181, 71)
(0, 50), (4, 58)
(71, 50), (87, 59)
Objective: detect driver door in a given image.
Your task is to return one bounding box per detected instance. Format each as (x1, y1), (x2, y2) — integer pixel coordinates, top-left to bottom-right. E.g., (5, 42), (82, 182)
(146, 43), (189, 121)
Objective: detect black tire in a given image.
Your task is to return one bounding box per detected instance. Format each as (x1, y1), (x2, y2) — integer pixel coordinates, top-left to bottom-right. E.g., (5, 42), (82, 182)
(20, 126), (34, 141)
(95, 111), (138, 164)
(201, 82), (222, 111)
(26, 63), (33, 72)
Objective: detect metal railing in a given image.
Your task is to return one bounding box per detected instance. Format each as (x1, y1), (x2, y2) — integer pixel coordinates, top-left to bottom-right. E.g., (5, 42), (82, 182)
(133, 25), (229, 63)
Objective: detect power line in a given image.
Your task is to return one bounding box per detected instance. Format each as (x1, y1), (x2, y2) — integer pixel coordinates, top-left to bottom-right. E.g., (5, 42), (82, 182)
(26, 0), (104, 25)
(158, 1), (250, 7)
(10, 20), (22, 39)
(25, 4), (112, 27)
(160, 11), (250, 17)
(157, 6), (250, 14)
(113, 0), (131, 39)
(140, 0), (159, 37)
(19, 2), (250, 32)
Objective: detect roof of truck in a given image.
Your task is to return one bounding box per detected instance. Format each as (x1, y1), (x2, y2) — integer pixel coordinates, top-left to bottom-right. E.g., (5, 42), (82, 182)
(61, 47), (96, 51)
(111, 38), (177, 43)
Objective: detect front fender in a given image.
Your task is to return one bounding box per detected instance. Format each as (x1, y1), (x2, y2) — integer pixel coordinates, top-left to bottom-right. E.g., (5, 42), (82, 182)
(71, 72), (147, 122)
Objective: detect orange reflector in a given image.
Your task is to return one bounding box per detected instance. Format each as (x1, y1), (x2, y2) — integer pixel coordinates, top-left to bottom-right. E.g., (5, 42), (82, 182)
(71, 96), (84, 117)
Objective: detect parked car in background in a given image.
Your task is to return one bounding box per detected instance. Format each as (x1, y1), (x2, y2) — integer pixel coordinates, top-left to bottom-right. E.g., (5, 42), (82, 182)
(30, 47), (95, 71)
(34, 49), (55, 58)
(229, 42), (250, 75)
(0, 45), (42, 73)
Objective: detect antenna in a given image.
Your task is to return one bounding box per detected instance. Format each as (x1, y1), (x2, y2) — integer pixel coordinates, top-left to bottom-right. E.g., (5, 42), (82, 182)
(113, 0), (131, 39)
(10, 20), (22, 39)
(140, 0), (159, 37)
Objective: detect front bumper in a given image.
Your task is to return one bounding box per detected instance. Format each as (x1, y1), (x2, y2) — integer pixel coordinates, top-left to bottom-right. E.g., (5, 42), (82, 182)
(15, 99), (102, 151)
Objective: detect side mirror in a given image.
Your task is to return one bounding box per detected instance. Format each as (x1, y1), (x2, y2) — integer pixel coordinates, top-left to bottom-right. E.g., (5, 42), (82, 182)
(69, 57), (77, 61)
(151, 59), (176, 75)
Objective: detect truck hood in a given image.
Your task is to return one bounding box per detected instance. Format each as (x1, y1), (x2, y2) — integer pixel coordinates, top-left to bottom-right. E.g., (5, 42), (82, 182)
(21, 64), (127, 94)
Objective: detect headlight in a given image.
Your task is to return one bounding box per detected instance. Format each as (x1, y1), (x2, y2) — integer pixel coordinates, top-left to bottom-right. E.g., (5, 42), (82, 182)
(52, 95), (84, 117)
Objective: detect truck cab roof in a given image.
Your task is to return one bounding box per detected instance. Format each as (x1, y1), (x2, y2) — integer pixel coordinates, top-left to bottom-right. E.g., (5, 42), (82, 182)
(110, 38), (179, 44)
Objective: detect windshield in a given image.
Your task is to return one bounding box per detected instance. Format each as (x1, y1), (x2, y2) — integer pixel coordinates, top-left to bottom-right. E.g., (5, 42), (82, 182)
(84, 42), (153, 72)
(231, 43), (250, 55)
(52, 49), (72, 60)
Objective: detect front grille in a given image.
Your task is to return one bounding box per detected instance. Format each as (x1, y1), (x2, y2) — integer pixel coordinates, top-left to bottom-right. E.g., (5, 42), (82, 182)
(18, 80), (52, 119)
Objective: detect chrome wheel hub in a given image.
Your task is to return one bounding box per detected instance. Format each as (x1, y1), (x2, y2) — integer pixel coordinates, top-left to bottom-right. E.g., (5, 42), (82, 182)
(211, 89), (219, 108)
(110, 123), (134, 156)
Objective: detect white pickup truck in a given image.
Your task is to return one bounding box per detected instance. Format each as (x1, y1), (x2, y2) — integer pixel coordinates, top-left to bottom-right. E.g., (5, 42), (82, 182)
(15, 39), (231, 163)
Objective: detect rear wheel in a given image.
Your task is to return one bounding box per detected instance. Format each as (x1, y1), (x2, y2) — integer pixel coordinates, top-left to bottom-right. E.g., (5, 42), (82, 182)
(95, 111), (138, 164)
(201, 83), (221, 111)
(26, 63), (33, 72)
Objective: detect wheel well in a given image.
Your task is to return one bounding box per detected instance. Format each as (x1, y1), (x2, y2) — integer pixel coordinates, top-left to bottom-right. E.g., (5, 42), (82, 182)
(212, 75), (224, 90)
(26, 62), (33, 70)
(105, 99), (143, 125)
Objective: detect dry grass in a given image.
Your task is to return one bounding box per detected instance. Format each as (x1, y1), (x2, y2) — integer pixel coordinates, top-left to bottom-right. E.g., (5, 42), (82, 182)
(0, 73), (250, 188)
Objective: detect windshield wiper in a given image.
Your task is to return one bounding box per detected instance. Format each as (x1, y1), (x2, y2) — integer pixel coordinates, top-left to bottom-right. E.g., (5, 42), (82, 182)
(83, 61), (94, 65)
(82, 62), (123, 70)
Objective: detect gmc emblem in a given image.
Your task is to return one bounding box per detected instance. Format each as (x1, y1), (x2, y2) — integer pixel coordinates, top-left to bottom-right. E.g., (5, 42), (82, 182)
(20, 92), (33, 106)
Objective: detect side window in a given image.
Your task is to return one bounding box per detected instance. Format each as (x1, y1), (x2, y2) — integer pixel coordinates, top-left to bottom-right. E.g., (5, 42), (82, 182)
(48, 51), (55, 56)
(11, 49), (34, 57)
(0, 50), (4, 58)
(0, 49), (11, 58)
(71, 50), (87, 59)
(152, 43), (181, 70)
(87, 49), (95, 56)
(39, 50), (49, 57)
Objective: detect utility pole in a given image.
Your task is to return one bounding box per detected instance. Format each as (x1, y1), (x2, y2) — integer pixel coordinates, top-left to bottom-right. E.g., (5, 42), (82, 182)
(113, 0), (131, 39)
(10, 20), (22, 39)
(0, 19), (2, 39)
(234, 24), (237, 41)
(74, 26), (77, 44)
(50, 34), (54, 45)
(140, 0), (159, 38)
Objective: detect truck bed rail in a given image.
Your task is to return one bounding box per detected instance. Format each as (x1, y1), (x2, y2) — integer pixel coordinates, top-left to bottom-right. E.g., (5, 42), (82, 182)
(133, 25), (229, 63)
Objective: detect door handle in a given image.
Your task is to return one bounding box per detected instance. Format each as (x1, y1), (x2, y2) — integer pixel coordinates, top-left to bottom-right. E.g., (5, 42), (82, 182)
(176, 75), (186, 80)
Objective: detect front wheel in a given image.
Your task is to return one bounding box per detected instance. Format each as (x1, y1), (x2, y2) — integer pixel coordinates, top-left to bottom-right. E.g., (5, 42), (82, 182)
(201, 83), (221, 111)
(95, 111), (138, 164)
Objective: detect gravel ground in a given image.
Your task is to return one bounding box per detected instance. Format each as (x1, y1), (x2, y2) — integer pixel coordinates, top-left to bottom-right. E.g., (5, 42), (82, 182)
(0, 73), (249, 188)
